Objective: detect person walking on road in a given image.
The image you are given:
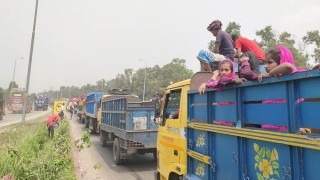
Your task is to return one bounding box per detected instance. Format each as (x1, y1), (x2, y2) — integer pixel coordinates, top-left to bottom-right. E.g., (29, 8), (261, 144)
(59, 102), (65, 119)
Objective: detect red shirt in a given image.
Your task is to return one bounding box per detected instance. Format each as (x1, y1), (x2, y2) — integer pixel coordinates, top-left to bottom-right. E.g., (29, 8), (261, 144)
(46, 114), (59, 126)
(235, 38), (265, 60)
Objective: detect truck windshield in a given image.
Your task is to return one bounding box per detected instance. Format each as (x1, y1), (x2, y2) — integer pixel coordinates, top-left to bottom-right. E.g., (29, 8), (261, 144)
(161, 89), (181, 126)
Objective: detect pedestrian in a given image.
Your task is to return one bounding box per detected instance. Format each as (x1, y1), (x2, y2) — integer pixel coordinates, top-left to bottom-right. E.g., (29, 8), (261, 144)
(69, 102), (74, 119)
(59, 102), (65, 119)
(46, 114), (62, 138)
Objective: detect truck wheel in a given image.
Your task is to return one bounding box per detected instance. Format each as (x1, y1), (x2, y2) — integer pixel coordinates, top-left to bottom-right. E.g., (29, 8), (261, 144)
(113, 138), (123, 165)
(89, 118), (96, 134)
(81, 116), (84, 123)
(85, 117), (90, 128)
(100, 130), (108, 147)
(153, 151), (157, 161)
(170, 174), (183, 180)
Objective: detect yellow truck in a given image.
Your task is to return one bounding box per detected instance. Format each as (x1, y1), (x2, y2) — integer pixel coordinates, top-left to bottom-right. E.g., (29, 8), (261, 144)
(155, 72), (212, 180)
(53, 100), (66, 115)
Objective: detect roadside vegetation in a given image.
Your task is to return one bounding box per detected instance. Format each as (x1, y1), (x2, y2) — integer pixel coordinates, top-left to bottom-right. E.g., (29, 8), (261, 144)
(0, 115), (75, 180)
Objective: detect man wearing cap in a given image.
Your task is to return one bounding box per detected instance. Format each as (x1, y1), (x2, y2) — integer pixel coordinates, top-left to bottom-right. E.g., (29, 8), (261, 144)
(207, 20), (234, 60)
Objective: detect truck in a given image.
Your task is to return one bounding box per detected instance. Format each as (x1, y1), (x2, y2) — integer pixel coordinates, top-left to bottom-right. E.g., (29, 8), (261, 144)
(99, 96), (158, 165)
(156, 70), (320, 180)
(53, 100), (66, 115)
(34, 96), (49, 111)
(0, 92), (5, 120)
(9, 88), (32, 113)
(85, 91), (106, 133)
(77, 96), (86, 123)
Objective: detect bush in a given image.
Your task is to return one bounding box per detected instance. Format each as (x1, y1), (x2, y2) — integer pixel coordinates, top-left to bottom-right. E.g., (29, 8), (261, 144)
(0, 118), (75, 179)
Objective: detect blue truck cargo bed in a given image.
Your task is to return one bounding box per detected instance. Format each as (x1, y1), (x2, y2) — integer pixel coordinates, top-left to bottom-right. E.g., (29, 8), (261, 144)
(101, 97), (158, 148)
(186, 70), (320, 180)
(86, 91), (105, 117)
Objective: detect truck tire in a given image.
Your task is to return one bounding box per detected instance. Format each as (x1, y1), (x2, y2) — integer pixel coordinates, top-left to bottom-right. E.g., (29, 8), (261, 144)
(100, 130), (108, 147)
(89, 118), (96, 134)
(85, 117), (90, 128)
(113, 138), (123, 165)
(170, 173), (183, 180)
(153, 151), (157, 161)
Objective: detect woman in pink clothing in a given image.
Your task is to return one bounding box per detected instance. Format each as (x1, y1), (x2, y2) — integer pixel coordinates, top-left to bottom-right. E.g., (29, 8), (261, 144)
(258, 46), (307, 131)
(258, 46), (306, 82)
(198, 59), (246, 94)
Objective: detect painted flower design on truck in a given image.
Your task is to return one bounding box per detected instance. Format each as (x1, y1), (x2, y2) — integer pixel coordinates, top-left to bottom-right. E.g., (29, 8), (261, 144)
(196, 133), (205, 147)
(196, 162), (205, 177)
(254, 143), (280, 180)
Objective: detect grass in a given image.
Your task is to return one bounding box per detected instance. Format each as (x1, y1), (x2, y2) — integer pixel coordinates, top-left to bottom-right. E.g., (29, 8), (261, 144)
(0, 114), (76, 180)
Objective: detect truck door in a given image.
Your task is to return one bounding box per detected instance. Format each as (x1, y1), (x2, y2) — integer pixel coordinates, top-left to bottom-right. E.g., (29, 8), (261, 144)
(158, 89), (182, 175)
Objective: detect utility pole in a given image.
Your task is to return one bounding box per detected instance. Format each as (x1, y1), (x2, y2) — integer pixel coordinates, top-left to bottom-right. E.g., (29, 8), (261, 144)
(11, 57), (23, 91)
(139, 59), (147, 101)
(22, 0), (39, 123)
(102, 79), (104, 91)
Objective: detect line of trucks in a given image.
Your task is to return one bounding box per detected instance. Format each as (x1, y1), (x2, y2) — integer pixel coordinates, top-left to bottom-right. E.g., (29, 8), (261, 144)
(73, 70), (320, 180)
(0, 89), (49, 120)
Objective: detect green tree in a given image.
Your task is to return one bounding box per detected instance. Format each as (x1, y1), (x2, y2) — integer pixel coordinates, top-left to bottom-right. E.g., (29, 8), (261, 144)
(6, 81), (19, 94)
(303, 30), (320, 63)
(225, 22), (241, 37)
(131, 58), (193, 100)
(96, 79), (106, 92)
(255, 26), (309, 68)
(208, 40), (215, 52)
(255, 25), (276, 50)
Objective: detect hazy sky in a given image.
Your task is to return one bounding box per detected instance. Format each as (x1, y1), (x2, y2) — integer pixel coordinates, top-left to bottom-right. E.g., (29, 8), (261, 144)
(1, 0), (319, 93)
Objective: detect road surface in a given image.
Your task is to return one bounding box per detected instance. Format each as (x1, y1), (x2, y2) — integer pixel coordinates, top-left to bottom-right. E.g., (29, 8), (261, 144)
(69, 114), (157, 180)
(0, 107), (51, 128)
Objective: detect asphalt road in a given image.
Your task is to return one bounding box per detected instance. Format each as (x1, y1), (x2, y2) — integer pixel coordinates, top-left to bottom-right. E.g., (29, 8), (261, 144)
(0, 107), (51, 128)
(69, 114), (157, 180)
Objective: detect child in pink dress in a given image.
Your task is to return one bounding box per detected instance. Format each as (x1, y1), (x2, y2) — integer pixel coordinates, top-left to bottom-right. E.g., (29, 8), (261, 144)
(198, 59), (246, 125)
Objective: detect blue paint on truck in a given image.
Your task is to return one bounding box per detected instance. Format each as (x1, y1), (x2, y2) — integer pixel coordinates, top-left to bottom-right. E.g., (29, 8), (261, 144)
(100, 97), (158, 165)
(186, 70), (320, 180)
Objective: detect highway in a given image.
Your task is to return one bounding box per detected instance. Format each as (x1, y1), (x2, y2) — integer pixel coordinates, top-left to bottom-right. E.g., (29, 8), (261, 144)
(0, 107), (51, 128)
(69, 114), (157, 180)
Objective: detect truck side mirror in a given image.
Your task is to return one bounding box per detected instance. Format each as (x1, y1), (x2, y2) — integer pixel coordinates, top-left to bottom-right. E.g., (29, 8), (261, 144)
(153, 99), (162, 124)
(154, 99), (161, 118)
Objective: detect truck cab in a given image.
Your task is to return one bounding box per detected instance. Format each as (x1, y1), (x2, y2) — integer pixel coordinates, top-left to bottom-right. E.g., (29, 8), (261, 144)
(156, 80), (189, 180)
(34, 97), (49, 111)
(155, 72), (215, 180)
